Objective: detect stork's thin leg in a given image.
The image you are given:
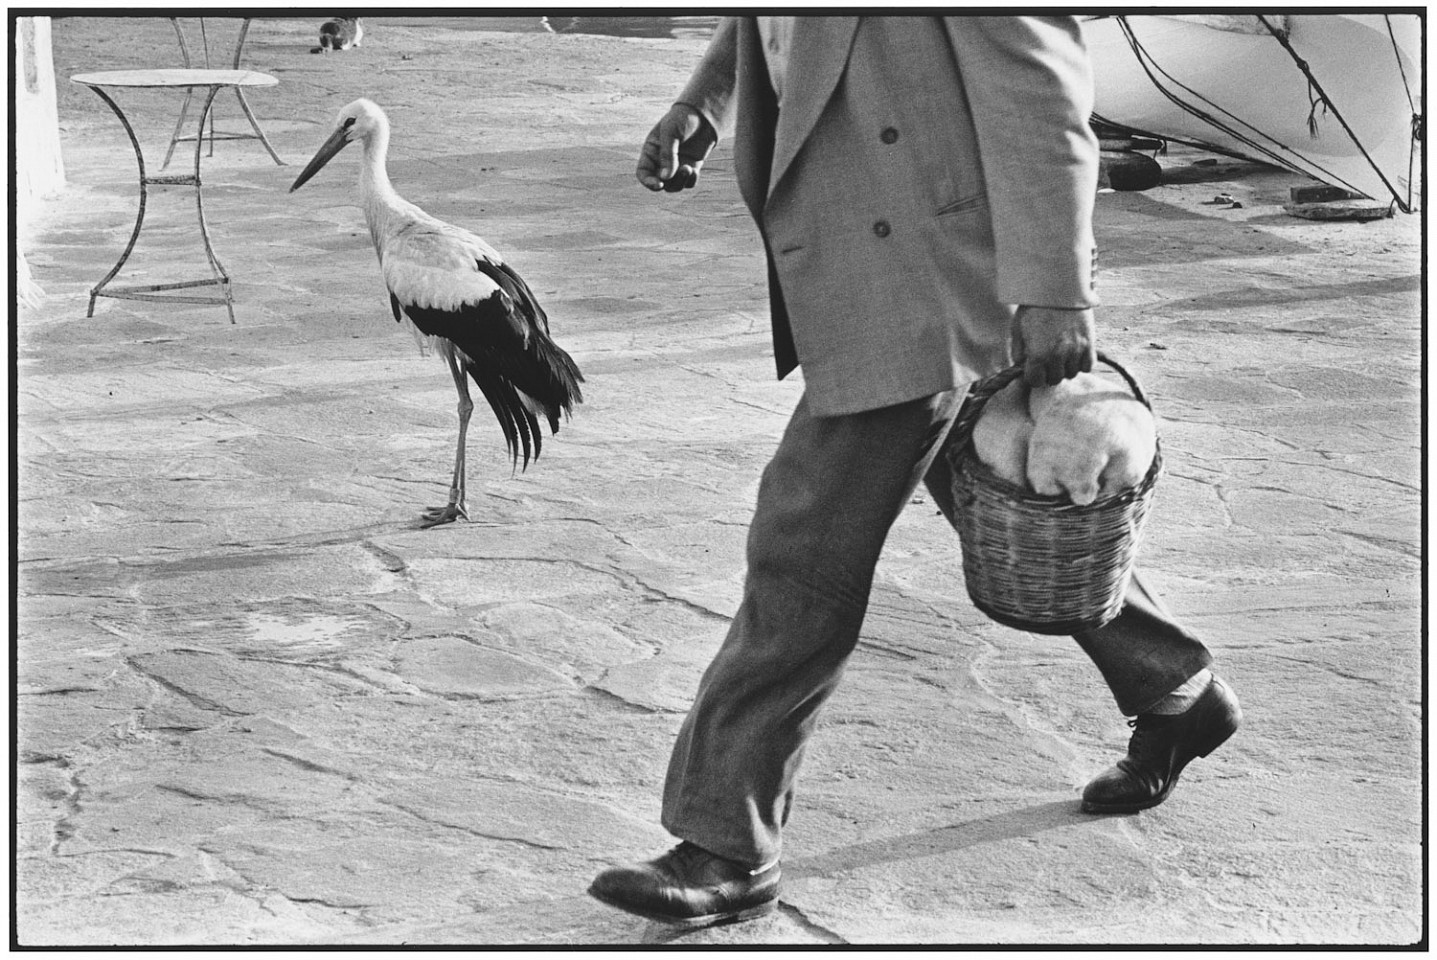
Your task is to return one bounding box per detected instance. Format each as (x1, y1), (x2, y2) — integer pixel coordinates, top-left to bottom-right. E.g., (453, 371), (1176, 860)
(421, 344), (474, 527)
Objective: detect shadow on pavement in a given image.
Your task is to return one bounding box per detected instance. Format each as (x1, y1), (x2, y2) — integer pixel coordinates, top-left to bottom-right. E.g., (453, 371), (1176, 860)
(632, 800), (1105, 944)
(786, 799), (1101, 879)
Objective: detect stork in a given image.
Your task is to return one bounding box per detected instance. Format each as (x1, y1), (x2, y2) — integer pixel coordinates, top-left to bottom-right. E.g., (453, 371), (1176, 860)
(290, 99), (584, 527)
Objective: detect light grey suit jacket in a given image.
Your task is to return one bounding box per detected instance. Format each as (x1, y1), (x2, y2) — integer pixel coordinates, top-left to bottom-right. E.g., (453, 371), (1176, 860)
(679, 16), (1100, 415)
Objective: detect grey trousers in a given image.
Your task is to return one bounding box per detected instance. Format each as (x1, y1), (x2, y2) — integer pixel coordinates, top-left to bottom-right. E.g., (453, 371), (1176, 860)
(661, 388), (1213, 866)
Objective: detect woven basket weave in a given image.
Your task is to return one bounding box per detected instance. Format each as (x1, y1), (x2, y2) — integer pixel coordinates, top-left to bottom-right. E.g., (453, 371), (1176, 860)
(947, 353), (1163, 635)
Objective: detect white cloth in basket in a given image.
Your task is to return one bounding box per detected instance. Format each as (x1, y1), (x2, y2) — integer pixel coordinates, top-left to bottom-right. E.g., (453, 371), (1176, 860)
(1027, 372), (1157, 505)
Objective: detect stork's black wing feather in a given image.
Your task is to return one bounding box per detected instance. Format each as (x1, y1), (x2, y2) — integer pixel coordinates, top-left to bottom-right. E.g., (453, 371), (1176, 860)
(395, 282), (583, 467)
(474, 258), (549, 331)
(470, 364), (539, 468)
(470, 258), (584, 419)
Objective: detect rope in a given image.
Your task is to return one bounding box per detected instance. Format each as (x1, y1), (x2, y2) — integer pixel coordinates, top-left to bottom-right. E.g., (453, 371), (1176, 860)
(1385, 14), (1418, 116)
(1382, 12), (1422, 210)
(1114, 18), (1365, 196)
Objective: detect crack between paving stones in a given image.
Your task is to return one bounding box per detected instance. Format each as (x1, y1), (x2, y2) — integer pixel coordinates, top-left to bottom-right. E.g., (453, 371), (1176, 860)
(581, 685), (678, 715)
(1332, 527), (1421, 558)
(360, 540), (410, 575)
(48, 759), (83, 856)
(854, 639), (919, 662)
(624, 578), (732, 624)
(1267, 653), (1390, 688)
(25, 543), (339, 583)
(537, 515), (644, 551)
(729, 397), (794, 417)
(124, 656), (249, 718)
(1289, 458), (1422, 493)
(777, 901), (849, 944)
(436, 554), (733, 625)
(259, 747), (364, 782)
(232, 654), (407, 696)
(57, 846), (179, 863)
(377, 798), (566, 852)
(369, 474), (441, 491)
(960, 628), (1088, 780)
(214, 519), (425, 552)
(155, 783), (278, 812)
(1202, 481), (1236, 527)
(196, 843), (378, 916)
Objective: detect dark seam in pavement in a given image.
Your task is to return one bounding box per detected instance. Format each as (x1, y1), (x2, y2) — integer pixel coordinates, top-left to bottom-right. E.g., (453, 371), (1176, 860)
(376, 798), (566, 852)
(777, 901), (849, 944)
(260, 748), (364, 781)
(125, 656), (250, 718)
(582, 685), (677, 715)
(51, 760), (83, 857)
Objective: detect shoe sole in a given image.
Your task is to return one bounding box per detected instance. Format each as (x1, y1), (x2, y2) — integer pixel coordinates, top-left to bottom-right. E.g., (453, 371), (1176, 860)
(587, 885), (780, 929)
(1081, 700), (1241, 815)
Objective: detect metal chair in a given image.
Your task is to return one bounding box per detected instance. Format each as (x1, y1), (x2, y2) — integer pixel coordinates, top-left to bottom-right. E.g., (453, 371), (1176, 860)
(162, 18), (284, 168)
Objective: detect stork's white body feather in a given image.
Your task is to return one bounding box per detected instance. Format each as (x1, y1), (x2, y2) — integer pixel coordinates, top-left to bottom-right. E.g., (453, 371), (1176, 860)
(351, 127), (513, 355)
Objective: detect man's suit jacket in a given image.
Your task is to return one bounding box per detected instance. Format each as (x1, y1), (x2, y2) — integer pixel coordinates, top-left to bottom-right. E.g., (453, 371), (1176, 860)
(678, 16), (1101, 416)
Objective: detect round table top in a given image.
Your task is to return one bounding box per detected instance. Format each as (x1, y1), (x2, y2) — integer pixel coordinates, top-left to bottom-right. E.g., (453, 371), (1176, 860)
(71, 69), (278, 89)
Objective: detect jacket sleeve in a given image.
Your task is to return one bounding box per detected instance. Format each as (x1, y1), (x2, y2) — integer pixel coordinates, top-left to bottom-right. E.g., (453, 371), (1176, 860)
(942, 16), (1100, 309)
(676, 15), (740, 136)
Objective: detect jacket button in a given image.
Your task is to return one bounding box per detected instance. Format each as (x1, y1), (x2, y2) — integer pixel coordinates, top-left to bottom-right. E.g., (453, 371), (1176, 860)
(873, 220), (891, 238)
(880, 127), (899, 144)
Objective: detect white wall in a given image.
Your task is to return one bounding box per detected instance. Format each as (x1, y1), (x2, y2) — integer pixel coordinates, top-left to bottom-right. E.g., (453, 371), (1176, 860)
(15, 16), (65, 304)
(16, 16), (65, 214)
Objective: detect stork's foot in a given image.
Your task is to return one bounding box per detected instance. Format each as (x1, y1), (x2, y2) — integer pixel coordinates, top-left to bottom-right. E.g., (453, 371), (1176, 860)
(419, 503), (468, 528)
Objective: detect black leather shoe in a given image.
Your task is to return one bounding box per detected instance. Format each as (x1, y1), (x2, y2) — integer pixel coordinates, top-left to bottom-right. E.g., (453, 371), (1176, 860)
(588, 841), (781, 928)
(1082, 676), (1241, 814)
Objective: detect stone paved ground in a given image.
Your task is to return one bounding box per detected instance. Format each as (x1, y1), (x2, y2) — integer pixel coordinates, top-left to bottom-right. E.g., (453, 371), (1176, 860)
(15, 16), (1424, 947)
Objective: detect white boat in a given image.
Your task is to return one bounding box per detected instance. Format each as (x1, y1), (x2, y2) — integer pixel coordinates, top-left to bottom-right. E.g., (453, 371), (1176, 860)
(1082, 14), (1421, 211)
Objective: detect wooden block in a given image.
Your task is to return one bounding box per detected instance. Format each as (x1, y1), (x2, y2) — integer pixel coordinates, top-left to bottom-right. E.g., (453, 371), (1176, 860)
(1288, 183), (1363, 204)
(1282, 199), (1393, 221)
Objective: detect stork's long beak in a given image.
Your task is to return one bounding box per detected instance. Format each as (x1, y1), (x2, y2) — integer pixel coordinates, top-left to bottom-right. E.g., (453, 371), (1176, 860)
(289, 125), (352, 192)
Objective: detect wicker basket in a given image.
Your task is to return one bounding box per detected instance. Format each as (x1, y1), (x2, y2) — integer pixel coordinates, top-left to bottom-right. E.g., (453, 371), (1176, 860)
(947, 353), (1163, 635)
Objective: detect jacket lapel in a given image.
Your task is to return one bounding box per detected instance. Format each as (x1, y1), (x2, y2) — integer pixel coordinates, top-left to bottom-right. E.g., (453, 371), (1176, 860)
(768, 16), (860, 198)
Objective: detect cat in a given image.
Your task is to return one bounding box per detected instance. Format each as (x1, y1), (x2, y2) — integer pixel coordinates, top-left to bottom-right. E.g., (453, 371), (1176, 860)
(311, 17), (363, 54)
(1026, 372), (1157, 506)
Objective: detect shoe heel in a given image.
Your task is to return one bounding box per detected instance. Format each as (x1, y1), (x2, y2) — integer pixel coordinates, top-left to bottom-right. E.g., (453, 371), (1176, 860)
(1194, 707), (1241, 758)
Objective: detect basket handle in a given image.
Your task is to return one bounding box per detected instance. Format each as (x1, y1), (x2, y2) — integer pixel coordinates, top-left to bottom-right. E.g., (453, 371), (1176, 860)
(950, 352), (1152, 458)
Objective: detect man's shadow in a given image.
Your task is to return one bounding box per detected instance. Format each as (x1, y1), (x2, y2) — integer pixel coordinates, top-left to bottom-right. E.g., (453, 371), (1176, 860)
(640, 799), (1109, 942)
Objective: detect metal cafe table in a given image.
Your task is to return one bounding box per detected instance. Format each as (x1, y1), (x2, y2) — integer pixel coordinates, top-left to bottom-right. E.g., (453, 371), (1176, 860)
(70, 69), (279, 323)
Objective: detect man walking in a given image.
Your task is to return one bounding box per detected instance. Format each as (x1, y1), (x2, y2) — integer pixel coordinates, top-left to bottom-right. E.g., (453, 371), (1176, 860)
(590, 16), (1241, 929)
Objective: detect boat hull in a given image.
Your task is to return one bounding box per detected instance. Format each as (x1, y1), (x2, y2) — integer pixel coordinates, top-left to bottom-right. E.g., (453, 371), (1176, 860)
(1082, 14), (1420, 209)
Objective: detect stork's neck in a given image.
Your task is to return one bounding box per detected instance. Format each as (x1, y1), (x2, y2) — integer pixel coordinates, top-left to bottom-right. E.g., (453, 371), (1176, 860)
(358, 124), (403, 251)
(359, 125), (397, 203)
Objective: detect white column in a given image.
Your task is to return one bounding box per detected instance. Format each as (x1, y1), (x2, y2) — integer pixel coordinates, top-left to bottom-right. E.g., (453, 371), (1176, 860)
(15, 16), (65, 305)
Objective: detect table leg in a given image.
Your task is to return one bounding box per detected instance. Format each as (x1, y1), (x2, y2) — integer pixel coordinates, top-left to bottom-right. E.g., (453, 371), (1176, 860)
(193, 85), (235, 323)
(232, 88), (285, 165)
(85, 86), (150, 318)
(162, 17), (192, 169)
(228, 18), (282, 165)
(85, 83), (238, 323)
(161, 88), (195, 169)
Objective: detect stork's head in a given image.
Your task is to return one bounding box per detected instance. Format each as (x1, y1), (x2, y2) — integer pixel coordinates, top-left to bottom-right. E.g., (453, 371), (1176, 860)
(289, 98), (389, 192)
